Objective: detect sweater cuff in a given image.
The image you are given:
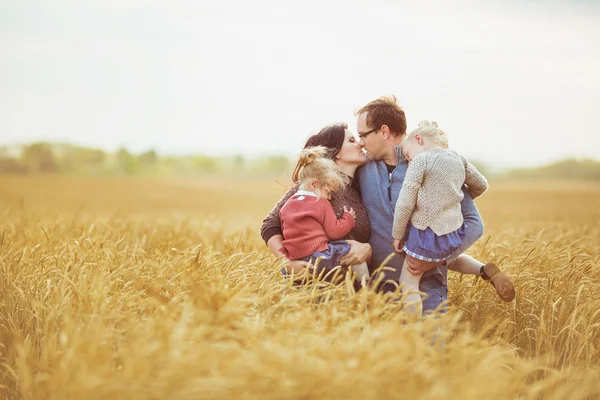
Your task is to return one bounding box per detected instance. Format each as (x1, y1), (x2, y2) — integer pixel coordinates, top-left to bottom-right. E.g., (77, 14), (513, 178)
(262, 226), (283, 244)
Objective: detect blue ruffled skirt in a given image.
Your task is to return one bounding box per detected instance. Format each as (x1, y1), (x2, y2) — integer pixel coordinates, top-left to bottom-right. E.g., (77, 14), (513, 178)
(403, 223), (466, 262)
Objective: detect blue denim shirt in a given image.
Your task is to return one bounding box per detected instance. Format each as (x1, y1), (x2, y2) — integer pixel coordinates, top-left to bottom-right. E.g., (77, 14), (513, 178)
(356, 145), (484, 290)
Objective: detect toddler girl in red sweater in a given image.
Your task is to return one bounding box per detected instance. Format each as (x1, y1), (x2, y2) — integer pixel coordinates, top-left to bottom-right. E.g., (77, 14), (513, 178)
(279, 146), (370, 284)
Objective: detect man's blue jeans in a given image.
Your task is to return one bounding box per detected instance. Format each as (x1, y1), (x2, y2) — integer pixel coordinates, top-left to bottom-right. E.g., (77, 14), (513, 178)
(420, 275), (448, 314)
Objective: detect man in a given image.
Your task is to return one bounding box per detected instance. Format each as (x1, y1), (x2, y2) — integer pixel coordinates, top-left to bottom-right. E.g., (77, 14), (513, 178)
(354, 96), (493, 312)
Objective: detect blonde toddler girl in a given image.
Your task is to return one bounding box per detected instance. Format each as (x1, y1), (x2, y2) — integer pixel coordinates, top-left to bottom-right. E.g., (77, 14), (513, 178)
(392, 121), (515, 316)
(280, 146), (370, 284)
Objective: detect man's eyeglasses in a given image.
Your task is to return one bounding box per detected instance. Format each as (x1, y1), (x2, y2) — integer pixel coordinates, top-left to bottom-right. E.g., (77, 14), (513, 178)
(358, 126), (381, 139)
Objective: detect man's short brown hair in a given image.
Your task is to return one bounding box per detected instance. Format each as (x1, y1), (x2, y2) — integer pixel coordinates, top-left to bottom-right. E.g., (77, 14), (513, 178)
(356, 95), (407, 136)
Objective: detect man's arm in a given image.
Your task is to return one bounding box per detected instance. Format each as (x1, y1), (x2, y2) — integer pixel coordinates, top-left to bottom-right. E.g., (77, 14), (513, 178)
(448, 188), (484, 263)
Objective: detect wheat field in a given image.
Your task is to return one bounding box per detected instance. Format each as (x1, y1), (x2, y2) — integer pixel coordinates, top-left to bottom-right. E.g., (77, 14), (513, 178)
(0, 175), (599, 399)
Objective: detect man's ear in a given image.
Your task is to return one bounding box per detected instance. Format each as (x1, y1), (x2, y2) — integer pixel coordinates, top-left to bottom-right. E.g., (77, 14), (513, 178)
(381, 124), (390, 140)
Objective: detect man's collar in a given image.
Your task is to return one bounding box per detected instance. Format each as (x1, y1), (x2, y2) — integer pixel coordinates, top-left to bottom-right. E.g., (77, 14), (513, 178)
(395, 144), (407, 163)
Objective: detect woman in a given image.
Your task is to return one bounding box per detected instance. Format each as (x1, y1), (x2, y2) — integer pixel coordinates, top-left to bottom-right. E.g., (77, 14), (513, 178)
(260, 123), (372, 276)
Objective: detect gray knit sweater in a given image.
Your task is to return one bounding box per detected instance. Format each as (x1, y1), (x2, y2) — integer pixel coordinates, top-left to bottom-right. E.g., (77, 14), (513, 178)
(392, 149), (488, 239)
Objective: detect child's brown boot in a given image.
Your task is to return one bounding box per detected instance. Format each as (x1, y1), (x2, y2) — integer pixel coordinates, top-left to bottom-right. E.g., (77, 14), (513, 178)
(482, 263), (515, 302)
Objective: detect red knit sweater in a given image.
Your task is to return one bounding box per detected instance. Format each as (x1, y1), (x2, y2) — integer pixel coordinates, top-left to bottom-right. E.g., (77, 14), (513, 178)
(279, 192), (355, 260)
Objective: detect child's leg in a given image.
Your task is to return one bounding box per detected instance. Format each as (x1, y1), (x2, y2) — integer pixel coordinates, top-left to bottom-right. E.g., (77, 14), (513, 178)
(351, 262), (370, 286)
(399, 256), (424, 317)
(447, 254), (483, 275)
(448, 254), (515, 302)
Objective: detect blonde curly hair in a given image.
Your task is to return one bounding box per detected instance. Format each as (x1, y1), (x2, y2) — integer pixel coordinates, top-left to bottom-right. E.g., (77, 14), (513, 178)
(405, 120), (449, 149)
(291, 146), (348, 194)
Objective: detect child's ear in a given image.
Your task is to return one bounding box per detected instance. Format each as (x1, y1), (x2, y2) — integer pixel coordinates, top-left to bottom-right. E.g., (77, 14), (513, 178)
(311, 179), (318, 188)
(415, 134), (423, 145)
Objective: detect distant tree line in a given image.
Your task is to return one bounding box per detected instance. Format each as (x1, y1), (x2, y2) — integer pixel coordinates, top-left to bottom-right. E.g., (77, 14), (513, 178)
(0, 142), (293, 176)
(501, 159), (600, 181)
(1, 142), (599, 180)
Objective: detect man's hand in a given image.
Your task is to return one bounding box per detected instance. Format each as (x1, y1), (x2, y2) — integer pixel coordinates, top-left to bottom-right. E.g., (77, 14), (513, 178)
(343, 206), (356, 220)
(393, 239), (404, 254)
(338, 240), (371, 266)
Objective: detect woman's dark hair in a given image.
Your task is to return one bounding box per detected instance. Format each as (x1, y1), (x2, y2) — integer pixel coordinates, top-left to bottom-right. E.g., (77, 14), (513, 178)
(303, 123), (347, 160)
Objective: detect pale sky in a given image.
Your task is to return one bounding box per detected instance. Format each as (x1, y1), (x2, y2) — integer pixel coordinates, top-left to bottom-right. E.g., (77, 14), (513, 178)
(1, 0), (599, 167)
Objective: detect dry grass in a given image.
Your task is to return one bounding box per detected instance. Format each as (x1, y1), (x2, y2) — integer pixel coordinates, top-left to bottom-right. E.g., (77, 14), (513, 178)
(0, 175), (599, 399)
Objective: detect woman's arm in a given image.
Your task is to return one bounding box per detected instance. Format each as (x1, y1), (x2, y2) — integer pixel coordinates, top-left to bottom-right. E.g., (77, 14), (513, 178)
(266, 234), (310, 274)
(266, 234), (286, 258)
(261, 184), (310, 274)
(260, 184), (299, 244)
